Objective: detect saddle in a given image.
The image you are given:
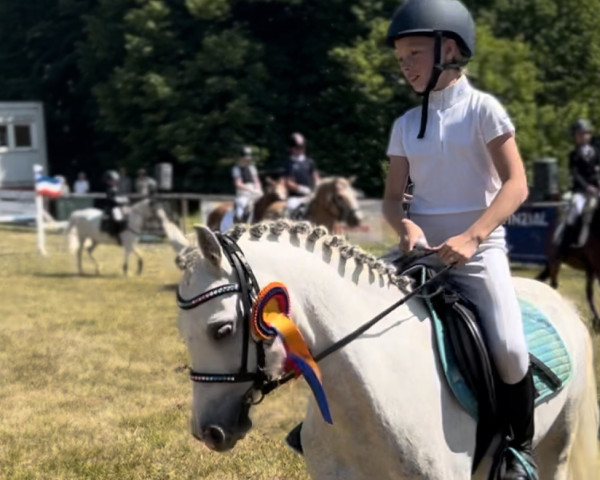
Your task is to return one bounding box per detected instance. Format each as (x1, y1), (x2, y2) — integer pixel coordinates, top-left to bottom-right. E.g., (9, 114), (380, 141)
(400, 264), (570, 473)
(100, 214), (127, 241)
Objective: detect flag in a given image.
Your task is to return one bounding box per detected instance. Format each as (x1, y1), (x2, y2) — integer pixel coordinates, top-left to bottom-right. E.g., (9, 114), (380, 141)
(35, 173), (63, 198)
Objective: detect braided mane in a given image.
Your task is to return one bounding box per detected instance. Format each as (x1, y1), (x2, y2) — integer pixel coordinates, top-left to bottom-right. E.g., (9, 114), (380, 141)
(184, 220), (407, 290)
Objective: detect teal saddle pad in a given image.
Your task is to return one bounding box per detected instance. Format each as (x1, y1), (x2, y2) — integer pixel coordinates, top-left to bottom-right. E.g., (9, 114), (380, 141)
(427, 297), (573, 419)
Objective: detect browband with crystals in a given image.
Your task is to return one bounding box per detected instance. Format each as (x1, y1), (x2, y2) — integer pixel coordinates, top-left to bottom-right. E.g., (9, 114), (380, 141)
(177, 283), (241, 310)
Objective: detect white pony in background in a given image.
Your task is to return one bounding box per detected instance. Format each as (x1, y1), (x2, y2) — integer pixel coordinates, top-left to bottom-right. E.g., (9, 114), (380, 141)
(66, 198), (160, 275)
(175, 220), (598, 480)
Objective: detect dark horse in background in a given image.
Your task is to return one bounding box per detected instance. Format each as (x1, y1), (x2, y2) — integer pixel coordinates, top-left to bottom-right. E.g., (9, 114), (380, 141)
(536, 201), (600, 332)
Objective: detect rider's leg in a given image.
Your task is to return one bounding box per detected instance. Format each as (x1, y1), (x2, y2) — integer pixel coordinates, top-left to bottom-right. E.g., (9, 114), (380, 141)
(444, 244), (537, 480)
(397, 211), (537, 478)
(234, 195), (249, 223)
(576, 195), (597, 247)
(557, 194), (585, 256)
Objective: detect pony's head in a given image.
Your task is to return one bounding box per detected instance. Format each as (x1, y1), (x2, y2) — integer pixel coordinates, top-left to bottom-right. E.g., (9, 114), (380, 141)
(264, 176), (288, 201)
(175, 225), (287, 451)
(131, 197), (161, 220)
(312, 177), (363, 227)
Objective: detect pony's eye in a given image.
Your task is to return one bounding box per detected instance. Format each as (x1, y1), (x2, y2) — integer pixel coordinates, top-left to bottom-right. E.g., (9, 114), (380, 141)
(209, 322), (234, 341)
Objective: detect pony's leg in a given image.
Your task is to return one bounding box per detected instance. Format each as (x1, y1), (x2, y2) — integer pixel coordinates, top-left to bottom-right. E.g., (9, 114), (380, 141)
(547, 258), (561, 289)
(589, 270), (600, 332)
(535, 263), (549, 282)
(77, 242), (84, 275)
(584, 269), (598, 318)
(122, 246), (130, 276)
(133, 246), (143, 275)
(87, 241), (100, 275)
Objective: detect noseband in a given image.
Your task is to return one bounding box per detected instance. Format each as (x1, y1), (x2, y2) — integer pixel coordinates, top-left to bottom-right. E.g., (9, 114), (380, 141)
(176, 233), (269, 392)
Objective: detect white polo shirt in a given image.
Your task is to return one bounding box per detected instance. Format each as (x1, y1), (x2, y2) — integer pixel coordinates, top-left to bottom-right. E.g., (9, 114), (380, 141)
(387, 76), (514, 215)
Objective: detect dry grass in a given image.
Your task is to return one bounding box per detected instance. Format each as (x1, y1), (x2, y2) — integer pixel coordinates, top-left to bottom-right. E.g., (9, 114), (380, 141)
(0, 225), (597, 479)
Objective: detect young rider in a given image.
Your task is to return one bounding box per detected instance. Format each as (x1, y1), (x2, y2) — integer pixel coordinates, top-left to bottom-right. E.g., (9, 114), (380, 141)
(382, 1), (535, 478)
(284, 133), (320, 214)
(556, 118), (600, 253)
(232, 146), (263, 223)
(104, 170), (129, 239)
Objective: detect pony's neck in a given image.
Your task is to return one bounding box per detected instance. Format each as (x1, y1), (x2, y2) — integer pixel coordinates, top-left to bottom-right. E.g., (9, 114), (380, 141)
(233, 222), (409, 352)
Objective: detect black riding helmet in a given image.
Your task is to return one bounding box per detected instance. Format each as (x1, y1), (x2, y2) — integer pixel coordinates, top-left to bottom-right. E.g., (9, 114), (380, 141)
(570, 118), (593, 135)
(239, 145), (253, 158)
(105, 170), (119, 183)
(387, 0), (476, 138)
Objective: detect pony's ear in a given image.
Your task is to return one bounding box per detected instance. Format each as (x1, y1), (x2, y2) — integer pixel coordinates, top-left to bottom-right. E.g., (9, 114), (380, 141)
(348, 175), (356, 185)
(194, 226), (222, 268)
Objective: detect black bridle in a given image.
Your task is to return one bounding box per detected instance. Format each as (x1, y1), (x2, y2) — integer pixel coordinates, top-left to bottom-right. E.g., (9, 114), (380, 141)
(176, 232), (269, 393)
(176, 234), (453, 399)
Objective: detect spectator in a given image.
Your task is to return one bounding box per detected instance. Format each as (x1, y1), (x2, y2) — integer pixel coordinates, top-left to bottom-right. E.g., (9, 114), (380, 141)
(135, 169), (157, 197)
(73, 171), (90, 194)
(117, 167), (133, 194)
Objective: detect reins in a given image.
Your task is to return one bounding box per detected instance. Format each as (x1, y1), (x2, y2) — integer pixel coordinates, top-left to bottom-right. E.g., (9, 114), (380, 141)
(260, 256), (453, 395)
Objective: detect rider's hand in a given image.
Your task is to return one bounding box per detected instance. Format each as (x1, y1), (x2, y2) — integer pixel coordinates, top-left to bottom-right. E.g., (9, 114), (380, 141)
(296, 185), (312, 196)
(434, 232), (480, 266)
(398, 219), (429, 254)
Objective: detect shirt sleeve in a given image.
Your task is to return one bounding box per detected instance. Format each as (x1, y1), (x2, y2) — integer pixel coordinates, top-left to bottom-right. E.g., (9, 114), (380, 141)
(231, 166), (241, 179)
(386, 117), (406, 157)
(480, 94), (515, 144)
(249, 165), (259, 180)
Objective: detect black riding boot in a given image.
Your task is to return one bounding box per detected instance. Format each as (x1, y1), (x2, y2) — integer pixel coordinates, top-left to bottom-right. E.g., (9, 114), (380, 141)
(500, 369), (538, 480)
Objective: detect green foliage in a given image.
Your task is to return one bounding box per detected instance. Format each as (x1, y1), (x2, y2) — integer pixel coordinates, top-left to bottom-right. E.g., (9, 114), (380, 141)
(2, 0), (600, 193)
(469, 22), (541, 167)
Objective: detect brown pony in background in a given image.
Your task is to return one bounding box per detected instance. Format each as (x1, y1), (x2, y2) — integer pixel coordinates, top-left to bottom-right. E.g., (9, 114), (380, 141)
(206, 177), (287, 231)
(536, 203), (600, 332)
(259, 176), (362, 233)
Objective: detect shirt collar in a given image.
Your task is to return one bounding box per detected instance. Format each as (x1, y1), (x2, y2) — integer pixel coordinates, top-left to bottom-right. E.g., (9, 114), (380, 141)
(428, 75), (471, 111)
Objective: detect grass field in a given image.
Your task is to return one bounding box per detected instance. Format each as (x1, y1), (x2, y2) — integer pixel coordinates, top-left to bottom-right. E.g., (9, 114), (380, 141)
(0, 225), (597, 479)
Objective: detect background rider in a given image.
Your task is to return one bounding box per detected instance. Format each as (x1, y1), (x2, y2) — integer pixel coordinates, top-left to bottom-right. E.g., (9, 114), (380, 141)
(284, 132), (320, 213)
(556, 118), (600, 254)
(232, 146), (263, 223)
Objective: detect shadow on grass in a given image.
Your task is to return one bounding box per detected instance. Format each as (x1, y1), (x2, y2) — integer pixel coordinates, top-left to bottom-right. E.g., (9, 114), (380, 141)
(158, 283), (178, 292)
(33, 272), (122, 279)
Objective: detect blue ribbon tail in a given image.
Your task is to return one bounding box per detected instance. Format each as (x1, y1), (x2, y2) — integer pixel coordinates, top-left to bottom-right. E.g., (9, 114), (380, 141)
(289, 353), (333, 424)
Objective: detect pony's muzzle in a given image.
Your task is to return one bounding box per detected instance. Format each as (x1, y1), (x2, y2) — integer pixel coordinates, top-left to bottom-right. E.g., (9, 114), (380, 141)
(202, 425), (228, 451)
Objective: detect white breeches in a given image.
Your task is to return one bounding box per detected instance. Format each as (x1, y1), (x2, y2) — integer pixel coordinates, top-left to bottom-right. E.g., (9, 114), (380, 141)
(234, 189), (261, 219)
(565, 192), (586, 225)
(411, 211), (530, 385)
(287, 196), (310, 212)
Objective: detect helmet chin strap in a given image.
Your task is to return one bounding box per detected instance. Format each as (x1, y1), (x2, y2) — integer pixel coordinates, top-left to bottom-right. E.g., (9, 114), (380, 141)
(416, 33), (467, 139)
(417, 32), (443, 139)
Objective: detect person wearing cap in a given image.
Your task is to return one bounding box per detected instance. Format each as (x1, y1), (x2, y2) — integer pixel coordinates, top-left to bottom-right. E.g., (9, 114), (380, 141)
(284, 132), (320, 213)
(555, 119), (600, 253)
(382, 1), (535, 478)
(232, 146), (263, 223)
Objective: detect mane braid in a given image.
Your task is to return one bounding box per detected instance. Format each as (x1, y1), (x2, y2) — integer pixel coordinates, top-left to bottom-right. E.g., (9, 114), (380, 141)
(222, 220), (408, 292)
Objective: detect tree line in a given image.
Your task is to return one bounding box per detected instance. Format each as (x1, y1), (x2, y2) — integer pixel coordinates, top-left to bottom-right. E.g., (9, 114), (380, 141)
(1, 0), (597, 196)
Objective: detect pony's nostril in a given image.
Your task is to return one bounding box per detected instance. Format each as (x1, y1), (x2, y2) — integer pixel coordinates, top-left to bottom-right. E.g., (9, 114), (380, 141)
(204, 425), (226, 447)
